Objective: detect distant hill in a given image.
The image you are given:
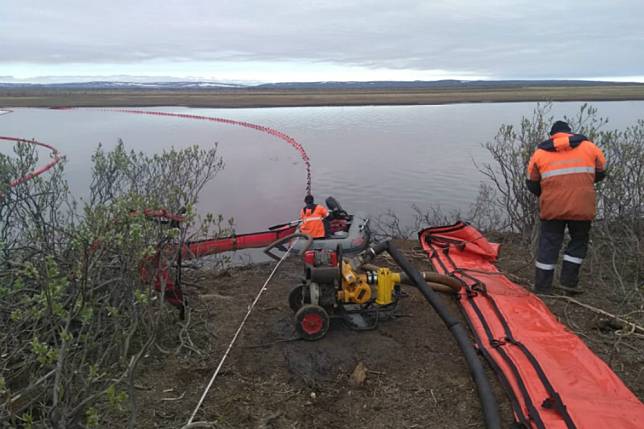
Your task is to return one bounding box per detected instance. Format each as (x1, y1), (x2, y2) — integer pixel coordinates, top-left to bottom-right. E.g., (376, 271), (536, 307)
(254, 80), (644, 90)
(1, 79), (642, 91)
(0, 81), (248, 90)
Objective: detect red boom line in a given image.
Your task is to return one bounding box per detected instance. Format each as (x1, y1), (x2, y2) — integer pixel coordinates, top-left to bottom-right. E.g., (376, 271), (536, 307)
(0, 136), (64, 189)
(7, 107), (312, 194)
(100, 108), (312, 194)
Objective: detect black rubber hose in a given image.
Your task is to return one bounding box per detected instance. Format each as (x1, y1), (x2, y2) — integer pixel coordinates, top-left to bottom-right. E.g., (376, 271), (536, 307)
(372, 241), (502, 429)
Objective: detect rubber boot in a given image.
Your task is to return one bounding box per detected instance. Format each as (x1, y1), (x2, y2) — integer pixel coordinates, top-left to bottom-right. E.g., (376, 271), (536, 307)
(534, 268), (554, 294)
(559, 260), (582, 294)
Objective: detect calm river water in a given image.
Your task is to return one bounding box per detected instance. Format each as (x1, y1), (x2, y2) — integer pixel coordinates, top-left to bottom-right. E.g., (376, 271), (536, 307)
(1, 102), (643, 232)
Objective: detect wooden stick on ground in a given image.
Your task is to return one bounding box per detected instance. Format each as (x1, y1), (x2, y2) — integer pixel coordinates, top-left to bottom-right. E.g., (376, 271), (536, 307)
(544, 294), (644, 334)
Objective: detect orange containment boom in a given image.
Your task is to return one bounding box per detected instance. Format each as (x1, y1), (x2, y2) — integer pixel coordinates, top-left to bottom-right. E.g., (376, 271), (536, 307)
(180, 224), (298, 259)
(141, 223), (298, 310)
(0, 136), (64, 190)
(419, 222), (644, 429)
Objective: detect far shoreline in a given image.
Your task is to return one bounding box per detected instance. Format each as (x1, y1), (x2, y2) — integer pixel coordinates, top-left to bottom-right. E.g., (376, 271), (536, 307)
(2, 85), (644, 108)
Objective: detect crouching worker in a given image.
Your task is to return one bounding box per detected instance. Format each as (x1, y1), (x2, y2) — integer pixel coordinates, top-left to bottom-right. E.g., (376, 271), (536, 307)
(526, 120), (607, 294)
(299, 194), (329, 239)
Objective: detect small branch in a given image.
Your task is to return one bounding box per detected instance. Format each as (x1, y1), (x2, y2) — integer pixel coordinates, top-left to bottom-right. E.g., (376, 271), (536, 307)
(161, 392), (185, 401)
(6, 369), (56, 406)
(544, 295), (644, 334)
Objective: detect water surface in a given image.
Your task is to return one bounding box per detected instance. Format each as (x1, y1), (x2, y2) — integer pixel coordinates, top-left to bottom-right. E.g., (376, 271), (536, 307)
(2, 102), (643, 232)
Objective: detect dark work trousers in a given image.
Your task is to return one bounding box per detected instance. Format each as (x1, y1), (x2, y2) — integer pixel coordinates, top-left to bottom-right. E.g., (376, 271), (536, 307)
(535, 219), (591, 292)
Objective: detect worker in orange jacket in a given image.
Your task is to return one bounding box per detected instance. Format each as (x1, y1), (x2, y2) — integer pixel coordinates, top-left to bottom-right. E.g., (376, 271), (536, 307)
(299, 194), (329, 239)
(527, 121), (607, 294)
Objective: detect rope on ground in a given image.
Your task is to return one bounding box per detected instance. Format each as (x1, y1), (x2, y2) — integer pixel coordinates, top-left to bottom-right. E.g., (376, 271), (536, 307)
(185, 238), (299, 426)
(544, 294), (644, 334)
(180, 422), (217, 429)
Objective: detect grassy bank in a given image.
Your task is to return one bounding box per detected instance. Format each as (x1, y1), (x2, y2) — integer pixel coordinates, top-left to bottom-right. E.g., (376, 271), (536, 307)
(3, 85), (644, 108)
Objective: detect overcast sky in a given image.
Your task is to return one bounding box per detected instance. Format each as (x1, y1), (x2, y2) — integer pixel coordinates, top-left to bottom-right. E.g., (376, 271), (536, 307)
(2, 0), (643, 83)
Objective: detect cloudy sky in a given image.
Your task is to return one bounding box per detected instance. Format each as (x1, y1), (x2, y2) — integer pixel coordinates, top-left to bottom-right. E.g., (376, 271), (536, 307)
(2, 0), (643, 83)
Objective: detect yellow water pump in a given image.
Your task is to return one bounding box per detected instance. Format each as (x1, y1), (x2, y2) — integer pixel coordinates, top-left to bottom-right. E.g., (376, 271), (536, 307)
(288, 248), (461, 340)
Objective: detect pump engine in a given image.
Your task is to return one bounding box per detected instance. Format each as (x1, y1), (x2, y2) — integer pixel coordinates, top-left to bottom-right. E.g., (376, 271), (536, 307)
(289, 247), (403, 340)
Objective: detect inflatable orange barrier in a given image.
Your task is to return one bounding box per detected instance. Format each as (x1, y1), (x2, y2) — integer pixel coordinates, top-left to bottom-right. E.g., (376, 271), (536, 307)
(142, 224), (298, 309)
(419, 222), (644, 429)
(180, 224), (297, 258)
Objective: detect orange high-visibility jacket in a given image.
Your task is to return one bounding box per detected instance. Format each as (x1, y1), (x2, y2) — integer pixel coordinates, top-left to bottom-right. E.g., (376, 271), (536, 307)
(527, 132), (606, 220)
(299, 204), (329, 238)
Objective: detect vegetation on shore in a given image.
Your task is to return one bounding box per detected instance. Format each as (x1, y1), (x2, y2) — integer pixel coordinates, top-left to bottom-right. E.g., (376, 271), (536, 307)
(1, 141), (228, 427)
(376, 103), (642, 308)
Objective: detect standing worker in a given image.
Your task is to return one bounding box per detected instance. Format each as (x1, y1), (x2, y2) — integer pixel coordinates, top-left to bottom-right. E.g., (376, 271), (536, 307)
(299, 194), (329, 239)
(526, 121), (607, 294)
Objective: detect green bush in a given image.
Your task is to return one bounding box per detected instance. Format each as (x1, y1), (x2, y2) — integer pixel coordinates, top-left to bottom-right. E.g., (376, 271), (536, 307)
(0, 140), (227, 427)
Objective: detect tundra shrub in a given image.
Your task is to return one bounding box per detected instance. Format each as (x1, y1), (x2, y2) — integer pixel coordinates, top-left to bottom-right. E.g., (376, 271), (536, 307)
(0, 140), (226, 427)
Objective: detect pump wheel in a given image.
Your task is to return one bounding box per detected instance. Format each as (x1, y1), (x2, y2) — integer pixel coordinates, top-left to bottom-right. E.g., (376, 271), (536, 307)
(288, 285), (310, 312)
(295, 304), (330, 341)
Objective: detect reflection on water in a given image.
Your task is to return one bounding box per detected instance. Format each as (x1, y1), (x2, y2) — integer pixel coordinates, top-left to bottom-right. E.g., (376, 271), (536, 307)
(2, 102), (643, 233)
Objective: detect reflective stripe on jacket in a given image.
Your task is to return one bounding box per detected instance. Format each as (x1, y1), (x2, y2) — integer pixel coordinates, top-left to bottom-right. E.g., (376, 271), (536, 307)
(527, 133), (606, 220)
(299, 204), (329, 238)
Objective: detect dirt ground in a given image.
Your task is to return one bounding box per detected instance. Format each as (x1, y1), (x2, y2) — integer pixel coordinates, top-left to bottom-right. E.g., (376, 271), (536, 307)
(127, 238), (642, 429)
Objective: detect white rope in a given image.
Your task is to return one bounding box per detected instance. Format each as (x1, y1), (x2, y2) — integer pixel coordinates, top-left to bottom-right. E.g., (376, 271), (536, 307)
(186, 238), (299, 425)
